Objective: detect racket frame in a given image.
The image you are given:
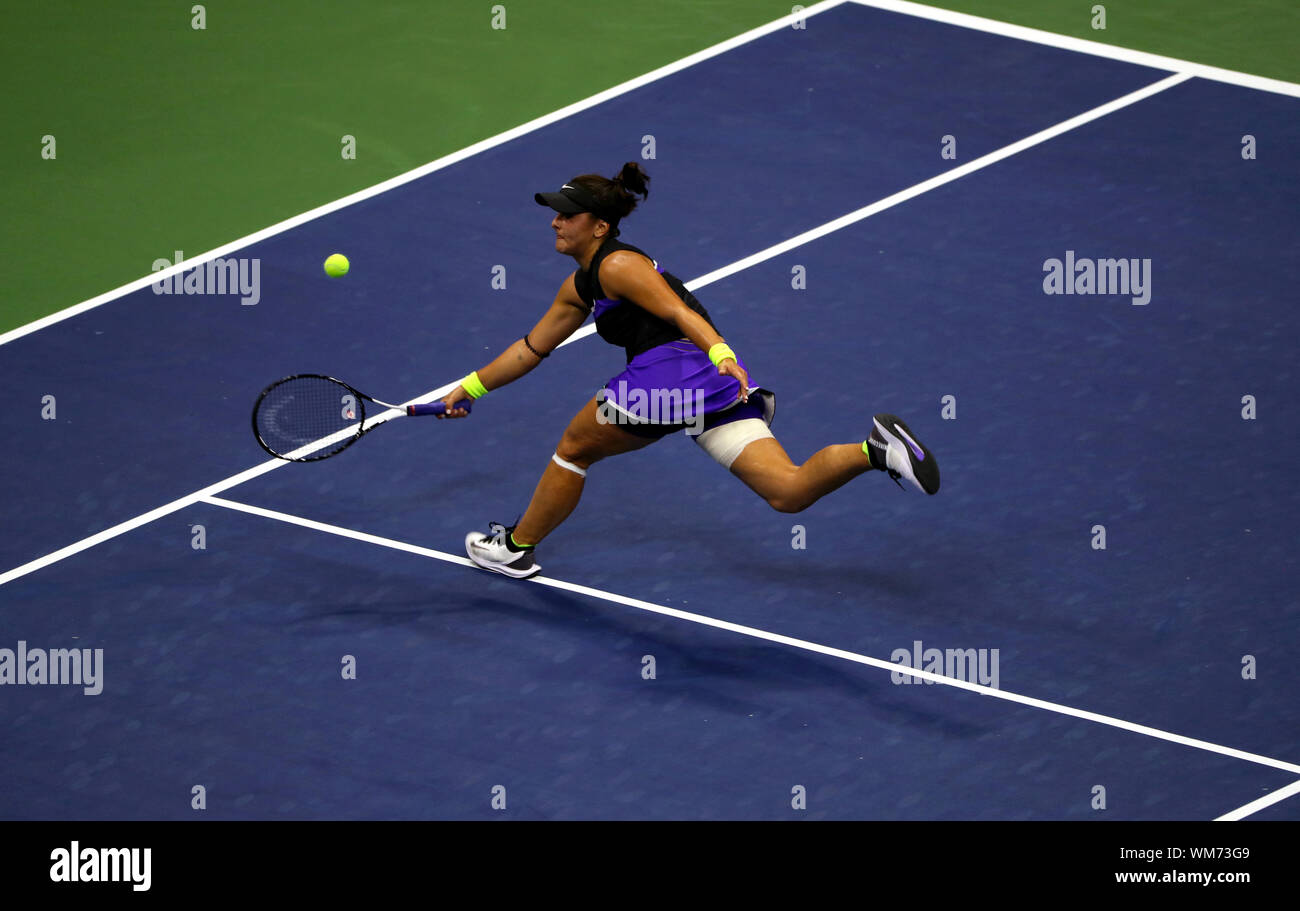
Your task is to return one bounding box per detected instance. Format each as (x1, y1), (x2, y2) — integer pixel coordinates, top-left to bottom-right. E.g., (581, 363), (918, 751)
(251, 373), (401, 462)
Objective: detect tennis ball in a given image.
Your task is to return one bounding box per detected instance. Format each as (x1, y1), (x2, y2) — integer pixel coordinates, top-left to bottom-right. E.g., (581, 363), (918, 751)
(323, 253), (350, 277)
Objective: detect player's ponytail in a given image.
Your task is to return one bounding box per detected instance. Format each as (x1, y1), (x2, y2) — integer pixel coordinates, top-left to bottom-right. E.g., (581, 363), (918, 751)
(611, 161), (650, 210)
(570, 162), (650, 233)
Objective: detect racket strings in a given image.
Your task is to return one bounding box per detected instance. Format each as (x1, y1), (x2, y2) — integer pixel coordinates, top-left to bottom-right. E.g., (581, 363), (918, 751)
(254, 376), (363, 460)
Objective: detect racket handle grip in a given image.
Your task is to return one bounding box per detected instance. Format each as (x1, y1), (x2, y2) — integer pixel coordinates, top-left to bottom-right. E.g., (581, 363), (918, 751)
(407, 399), (473, 416)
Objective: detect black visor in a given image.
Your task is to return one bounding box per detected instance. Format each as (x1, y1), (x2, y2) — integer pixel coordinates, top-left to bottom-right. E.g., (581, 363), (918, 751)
(535, 181), (616, 224)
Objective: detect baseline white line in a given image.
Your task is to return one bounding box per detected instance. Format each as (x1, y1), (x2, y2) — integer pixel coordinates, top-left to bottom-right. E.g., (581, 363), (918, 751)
(202, 494), (1300, 778)
(0, 73), (1190, 586)
(203, 495), (474, 569)
(850, 0), (1300, 99)
(1215, 778), (1300, 821)
(0, 0), (847, 349)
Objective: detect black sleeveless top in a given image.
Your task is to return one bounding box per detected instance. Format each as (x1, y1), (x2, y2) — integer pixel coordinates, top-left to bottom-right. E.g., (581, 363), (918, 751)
(572, 237), (718, 362)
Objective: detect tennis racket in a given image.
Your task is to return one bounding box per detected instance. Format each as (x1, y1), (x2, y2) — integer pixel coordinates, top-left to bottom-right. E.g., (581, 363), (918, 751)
(252, 373), (472, 462)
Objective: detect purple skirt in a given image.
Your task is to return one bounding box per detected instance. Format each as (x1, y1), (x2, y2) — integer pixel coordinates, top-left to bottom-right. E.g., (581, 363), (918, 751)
(597, 340), (773, 438)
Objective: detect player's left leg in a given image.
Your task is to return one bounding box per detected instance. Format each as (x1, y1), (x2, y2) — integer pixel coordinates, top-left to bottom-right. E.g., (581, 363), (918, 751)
(727, 436), (876, 513)
(708, 412), (940, 511)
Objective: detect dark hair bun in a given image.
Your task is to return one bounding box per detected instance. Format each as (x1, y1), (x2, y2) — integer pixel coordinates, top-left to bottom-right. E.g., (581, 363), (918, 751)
(570, 162), (651, 229)
(614, 161), (650, 199)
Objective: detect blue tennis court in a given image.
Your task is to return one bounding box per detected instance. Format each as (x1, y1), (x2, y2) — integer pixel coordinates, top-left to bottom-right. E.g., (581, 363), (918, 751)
(3, 1), (1297, 820)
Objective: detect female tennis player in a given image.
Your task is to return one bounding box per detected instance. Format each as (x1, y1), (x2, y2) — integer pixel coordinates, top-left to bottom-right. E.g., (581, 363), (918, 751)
(438, 162), (939, 579)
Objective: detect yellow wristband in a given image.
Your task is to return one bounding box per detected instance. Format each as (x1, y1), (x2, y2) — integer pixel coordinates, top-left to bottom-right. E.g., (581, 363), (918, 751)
(708, 343), (736, 367)
(461, 371), (488, 399)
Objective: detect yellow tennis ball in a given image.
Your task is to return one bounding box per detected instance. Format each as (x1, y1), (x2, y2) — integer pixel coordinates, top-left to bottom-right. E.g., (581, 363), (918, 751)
(323, 253), (349, 277)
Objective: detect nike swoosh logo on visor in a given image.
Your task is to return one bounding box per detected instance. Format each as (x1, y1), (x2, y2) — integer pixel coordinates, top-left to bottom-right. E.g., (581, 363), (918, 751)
(896, 424), (925, 461)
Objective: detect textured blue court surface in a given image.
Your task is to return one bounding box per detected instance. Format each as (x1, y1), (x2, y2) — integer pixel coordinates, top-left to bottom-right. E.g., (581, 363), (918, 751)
(2, 3), (1297, 819)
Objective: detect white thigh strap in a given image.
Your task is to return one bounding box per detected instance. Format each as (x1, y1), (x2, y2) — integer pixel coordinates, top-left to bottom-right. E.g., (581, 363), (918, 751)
(691, 418), (774, 470)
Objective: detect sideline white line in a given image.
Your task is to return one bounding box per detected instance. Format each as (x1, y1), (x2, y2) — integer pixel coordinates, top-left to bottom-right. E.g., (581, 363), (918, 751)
(563, 73), (1189, 340)
(0, 0), (847, 349)
(202, 494), (1300, 778)
(1215, 778), (1300, 821)
(8, 0), (1295, 352)
(686, 72), (1191, 291)
(850, 0), (1300, 99)
(0, 73), (1189, 587)
(0, 380), (463, 587)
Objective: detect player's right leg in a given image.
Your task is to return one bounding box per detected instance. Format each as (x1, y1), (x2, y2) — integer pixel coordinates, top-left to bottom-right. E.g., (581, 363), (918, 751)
(464, 395), (660, 578)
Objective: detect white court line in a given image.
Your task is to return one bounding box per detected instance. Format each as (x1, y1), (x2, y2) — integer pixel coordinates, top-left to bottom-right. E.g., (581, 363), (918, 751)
(0, 72), (1190, 587)
(684, 72), (1190, 292)
(202, 494), (1300, 779)
(548, 71), (1190, 347)
(0, 0), (848, 349)
(1215, 778), (1300, 821)
(0, 380), (465, 588)
(4, 8), (1288, 812)
(851, 0), (1300, 99)
(6, 0), (1295, 352)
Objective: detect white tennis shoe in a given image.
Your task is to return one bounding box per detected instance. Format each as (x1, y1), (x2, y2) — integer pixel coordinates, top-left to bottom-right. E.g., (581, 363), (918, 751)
(465, 522), (541, 579)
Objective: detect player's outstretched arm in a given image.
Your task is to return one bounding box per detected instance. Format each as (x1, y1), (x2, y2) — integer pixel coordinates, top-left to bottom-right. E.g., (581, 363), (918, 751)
(437, 274), (589, 417)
